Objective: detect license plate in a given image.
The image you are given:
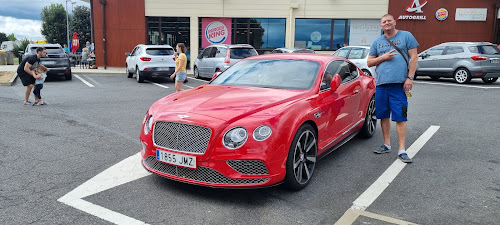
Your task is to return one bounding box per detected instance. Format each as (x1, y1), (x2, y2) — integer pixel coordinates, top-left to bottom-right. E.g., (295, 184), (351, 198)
(41, 61), (56, 65)
(157, 67), (171, 71)
(490, 59), (500, 63)
(156, 149), (196, 169)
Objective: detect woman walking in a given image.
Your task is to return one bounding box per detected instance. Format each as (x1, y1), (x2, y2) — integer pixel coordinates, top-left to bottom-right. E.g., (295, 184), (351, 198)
(170, 43), (187, 92)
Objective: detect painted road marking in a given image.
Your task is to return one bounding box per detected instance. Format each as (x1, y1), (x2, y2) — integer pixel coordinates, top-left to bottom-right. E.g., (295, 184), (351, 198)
(83, 75), (103, 87)
(416, 81), (500, 89)
(335, 125), (440, 225)
(74, 74), (95, 87)
(58, 152), (150, 225)
(148, 81), (169, 88)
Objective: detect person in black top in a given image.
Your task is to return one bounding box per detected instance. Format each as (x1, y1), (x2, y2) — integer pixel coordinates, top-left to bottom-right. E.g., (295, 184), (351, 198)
(17, 47), (46, 105)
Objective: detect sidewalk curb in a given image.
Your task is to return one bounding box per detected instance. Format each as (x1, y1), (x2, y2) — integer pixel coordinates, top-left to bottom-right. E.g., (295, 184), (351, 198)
(0, 72), (17, 86)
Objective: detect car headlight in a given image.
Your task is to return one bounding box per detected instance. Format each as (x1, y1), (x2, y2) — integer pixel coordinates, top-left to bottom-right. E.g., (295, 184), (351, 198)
(253, 125), (272, 141)
(223, 127), (248, 149)
(143, 115), (153, 135)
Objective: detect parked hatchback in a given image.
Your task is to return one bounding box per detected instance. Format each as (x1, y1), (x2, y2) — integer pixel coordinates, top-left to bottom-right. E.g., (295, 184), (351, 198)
(333, 46), (376, 77)
(125, 44), (176, 83)
(193, 44), (258, 79)
(416, 42), (500, 84)
(23, 43), (72, 80)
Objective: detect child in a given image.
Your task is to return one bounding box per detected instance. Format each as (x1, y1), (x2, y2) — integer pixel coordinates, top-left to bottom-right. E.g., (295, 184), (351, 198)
(32, 65), (48, 106)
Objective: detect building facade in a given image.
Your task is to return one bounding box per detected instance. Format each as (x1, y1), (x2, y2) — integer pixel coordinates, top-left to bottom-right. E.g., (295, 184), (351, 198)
(89, 0), (500, 69)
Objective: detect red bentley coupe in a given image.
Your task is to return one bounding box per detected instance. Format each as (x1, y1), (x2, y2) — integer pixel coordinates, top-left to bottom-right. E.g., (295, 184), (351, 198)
(140, 54), (376, 190)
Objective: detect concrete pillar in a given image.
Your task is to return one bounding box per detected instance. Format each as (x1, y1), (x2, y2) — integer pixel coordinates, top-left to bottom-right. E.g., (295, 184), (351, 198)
(190, 16), (199, 71)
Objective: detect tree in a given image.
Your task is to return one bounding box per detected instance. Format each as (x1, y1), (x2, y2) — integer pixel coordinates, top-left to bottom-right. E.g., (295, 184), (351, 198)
(0, 32), (8, 43)
(41, 4), (68, 46)
(7, 33), (17, 41)
(12, 38), (31, 58)
(70, 5), (91, 50)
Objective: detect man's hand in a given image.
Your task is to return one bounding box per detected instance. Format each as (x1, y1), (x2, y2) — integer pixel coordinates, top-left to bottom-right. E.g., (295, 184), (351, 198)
(404, 78), (413, 91)
(382, 49), (398, 61)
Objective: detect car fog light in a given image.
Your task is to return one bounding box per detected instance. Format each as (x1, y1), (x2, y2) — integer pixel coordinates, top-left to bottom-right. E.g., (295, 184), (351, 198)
(223, 127), (248, 149)
(253, 125), (272, 141)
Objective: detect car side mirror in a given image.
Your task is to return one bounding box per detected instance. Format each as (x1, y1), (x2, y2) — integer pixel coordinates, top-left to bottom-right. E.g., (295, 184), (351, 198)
(212, 71), (221, 79)
(330, 74), (342, 93)
(420, 53), (428, 59)
(125, 52), (130, 56)
(19, 51), (24, 55)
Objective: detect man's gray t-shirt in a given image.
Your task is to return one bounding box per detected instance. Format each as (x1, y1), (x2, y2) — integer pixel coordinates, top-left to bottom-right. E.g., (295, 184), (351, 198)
(369, 30), (419, 86)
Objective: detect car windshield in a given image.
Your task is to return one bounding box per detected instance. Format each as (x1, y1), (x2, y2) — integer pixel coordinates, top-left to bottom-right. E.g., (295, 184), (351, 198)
(347, 48), (367, 59)
(210, 59), (320, 90)
(146, 48), (174, 55)
(30, 47), (64, 54)
(230, 48), (258, 59)
(293, 49), (314, 53)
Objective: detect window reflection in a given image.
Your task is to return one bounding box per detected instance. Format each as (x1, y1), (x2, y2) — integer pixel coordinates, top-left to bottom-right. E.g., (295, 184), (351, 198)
(232, 18), (286, 51)
(295, 19), (350, 51)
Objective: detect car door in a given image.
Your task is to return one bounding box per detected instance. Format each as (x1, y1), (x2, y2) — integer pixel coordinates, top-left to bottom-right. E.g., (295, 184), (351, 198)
(205, 47), (218, 73)
(440, 46), (465, 76)
(418, 46), (446, 75)
(127, 46), (140, 71)
(198, 47), (212, 76)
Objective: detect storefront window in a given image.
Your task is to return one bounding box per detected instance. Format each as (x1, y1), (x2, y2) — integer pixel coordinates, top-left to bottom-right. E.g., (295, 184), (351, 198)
(232, 18), (286, 53)
(295, 19), (331, 50)
(147, 17), (190, 66)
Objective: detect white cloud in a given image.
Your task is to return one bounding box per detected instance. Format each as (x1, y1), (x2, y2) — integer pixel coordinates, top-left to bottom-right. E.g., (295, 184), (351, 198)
(0, 16), (44, 41)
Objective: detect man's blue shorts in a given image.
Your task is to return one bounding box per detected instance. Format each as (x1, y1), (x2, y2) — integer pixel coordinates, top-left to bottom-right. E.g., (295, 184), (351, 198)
(375, 83), (408, 121)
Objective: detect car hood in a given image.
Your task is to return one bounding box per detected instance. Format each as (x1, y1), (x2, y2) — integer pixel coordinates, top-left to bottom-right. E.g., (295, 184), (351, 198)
(151, 85), (307, 122)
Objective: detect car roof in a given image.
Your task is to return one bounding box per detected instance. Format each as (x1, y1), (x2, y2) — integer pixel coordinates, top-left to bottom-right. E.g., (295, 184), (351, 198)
(207, 44), (254, 48)
(28, 43), (62, 48)
(136, 44), (174, 48)
(438, 42), (494, 46)
(245, 53), (346, 64)
(338, 46), (370, 49)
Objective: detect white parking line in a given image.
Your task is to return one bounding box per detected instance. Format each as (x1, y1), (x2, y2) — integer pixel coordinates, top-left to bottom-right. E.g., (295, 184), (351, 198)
(146, 81), (169, 88)
(58, 152), (150, 224)
(335, 125), (440, 225)
(74, 74), (95, 87)
(416, 81), (500, 89)
(83, 75), (102, 87)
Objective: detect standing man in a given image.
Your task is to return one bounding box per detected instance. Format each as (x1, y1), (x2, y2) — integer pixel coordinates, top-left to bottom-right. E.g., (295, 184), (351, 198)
(17, 47), (46, 105)
(86, 41), (93, 54)
(367, 14), (418, 163)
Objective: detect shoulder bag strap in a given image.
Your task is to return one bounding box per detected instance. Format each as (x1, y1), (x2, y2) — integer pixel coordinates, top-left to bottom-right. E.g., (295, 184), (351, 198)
(384, 35), (409, 68)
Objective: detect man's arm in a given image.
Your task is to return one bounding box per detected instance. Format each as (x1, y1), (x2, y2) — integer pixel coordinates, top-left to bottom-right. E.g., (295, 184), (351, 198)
(24, 62), (36, 77)
(367, 49), (397, 67)
(407, 47), (418, 77)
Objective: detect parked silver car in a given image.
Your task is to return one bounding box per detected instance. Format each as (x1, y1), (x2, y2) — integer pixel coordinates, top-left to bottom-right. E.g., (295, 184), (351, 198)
(332, 46), (376, 77)
(193, 44), (258, 79)
(416, 42), (500, 84)
(271, 48), (315, 53)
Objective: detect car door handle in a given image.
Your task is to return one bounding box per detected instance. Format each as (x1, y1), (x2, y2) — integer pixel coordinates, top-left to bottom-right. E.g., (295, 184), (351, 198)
(351, 90), (360, 96)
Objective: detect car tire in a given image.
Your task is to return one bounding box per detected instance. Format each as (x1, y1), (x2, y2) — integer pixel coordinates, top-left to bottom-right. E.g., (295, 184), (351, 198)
(362, 69), (372, 77)
(359, 96), (376, 138)
(136, 67), (144, 83)
(454, 68), (471, 84)
(126, 64), (133, 78)
(413, 75), (418, 80)
(284, 123), (317, 191)
(481, 77), (498, 84)
(194, 66), (200, 79)
(65, 72), (72, 80)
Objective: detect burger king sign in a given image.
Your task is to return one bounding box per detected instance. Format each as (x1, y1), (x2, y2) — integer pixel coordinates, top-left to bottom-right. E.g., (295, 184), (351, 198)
(202, 18), (232, 48)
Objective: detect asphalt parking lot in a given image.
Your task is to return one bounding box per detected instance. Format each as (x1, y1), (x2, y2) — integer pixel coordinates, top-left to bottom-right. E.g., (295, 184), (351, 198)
(1, 73), (499, 225)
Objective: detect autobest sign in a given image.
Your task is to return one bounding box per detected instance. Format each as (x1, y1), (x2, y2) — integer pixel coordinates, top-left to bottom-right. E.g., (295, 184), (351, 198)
(202, 18), (232, 48)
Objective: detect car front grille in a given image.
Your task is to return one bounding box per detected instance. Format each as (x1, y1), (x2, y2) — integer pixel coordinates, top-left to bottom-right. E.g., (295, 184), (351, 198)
(144, 156), (269, 185)
(153, 121), (212, 154)
(227, 160), (269, 175)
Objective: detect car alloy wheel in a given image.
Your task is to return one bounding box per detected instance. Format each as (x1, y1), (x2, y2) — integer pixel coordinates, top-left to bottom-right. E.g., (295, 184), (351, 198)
(481, 77), (498, 84)
(454, 68), (471, 84)
(194, 66), (200, 78)
(284, 124), (317, 190)
(359, 96), (376, 138)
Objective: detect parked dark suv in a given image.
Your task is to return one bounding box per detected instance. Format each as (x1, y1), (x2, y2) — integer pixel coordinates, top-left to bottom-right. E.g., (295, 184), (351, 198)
(22, 43), (72, 80)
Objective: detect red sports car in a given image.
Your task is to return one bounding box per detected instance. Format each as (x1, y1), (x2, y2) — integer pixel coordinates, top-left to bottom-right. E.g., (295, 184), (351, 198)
(140, 54), (376, 190)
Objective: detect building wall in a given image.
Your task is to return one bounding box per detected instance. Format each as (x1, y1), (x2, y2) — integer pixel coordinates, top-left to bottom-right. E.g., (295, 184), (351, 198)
(92, 0), (146, 68)
(389, 0), (497, 52)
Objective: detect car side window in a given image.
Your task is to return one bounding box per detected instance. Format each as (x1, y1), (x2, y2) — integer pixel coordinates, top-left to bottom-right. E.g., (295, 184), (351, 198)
(201, 47), (211, 58)
(334, 49), (349, 58)
(347, 48), (364, 59)
(321, 60), (350, 90)
(216, 47), (227, 58)
(132, 47), (140, 56)
(425, 46), (446, 56)
(445, 46), (464, 55)
(208, 47), (217, 58)
(468, 46), (479, 54)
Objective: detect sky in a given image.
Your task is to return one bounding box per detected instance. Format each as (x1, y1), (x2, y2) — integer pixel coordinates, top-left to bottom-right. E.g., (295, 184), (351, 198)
(0, 0), (90, 41)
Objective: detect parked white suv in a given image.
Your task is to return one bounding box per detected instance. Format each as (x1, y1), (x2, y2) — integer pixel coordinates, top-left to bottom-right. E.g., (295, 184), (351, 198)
(125, 44), (176, 83)
(333, 46), (376, 77)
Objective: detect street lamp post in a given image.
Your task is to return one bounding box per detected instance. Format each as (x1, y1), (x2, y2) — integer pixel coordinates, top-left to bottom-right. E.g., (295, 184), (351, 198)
(65, 0), (70, 48)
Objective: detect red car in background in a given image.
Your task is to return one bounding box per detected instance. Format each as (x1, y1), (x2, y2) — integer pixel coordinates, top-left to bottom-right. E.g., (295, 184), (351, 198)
(140, 54), (376, 190)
